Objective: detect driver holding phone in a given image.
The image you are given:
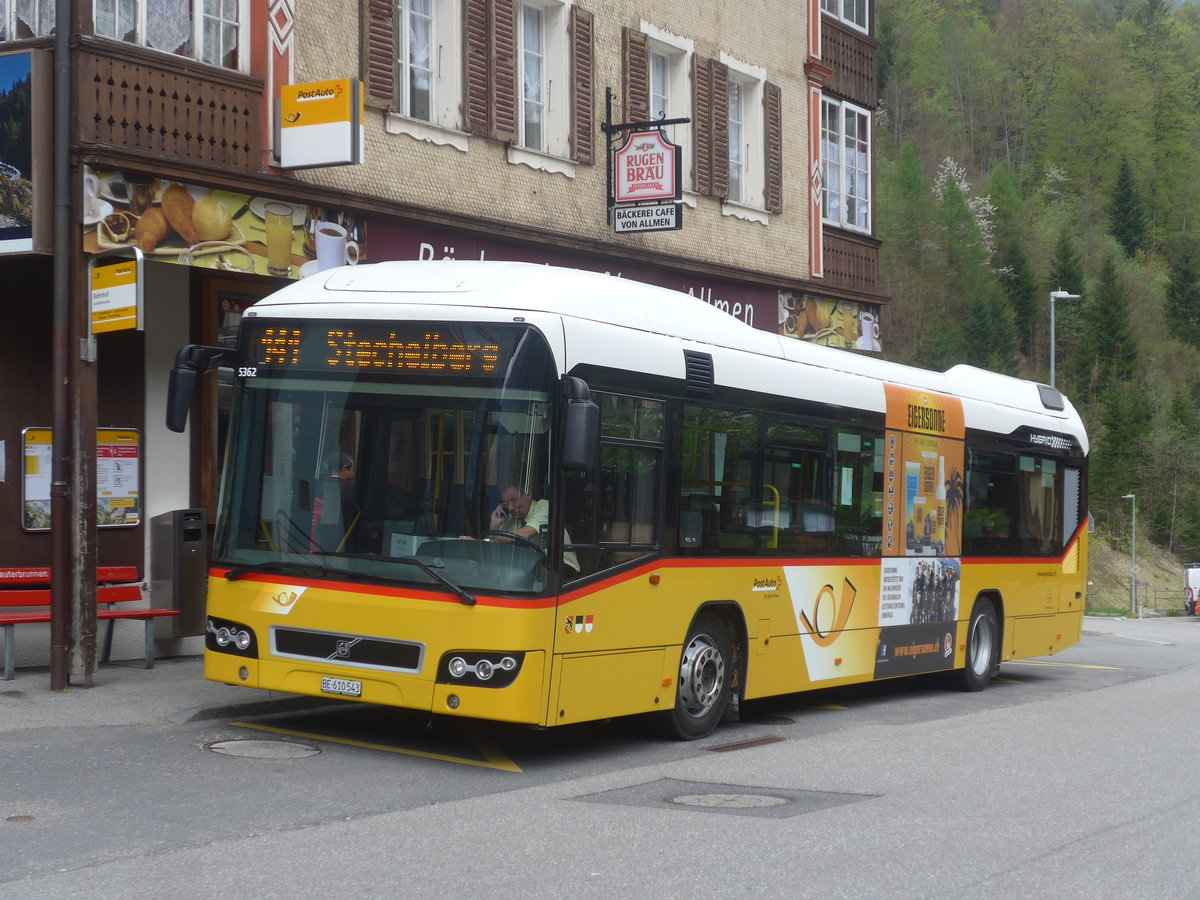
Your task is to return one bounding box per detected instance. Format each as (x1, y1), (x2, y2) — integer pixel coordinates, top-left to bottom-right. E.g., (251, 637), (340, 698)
(489, 483), (545, 542)
(475, 482), (579, 572)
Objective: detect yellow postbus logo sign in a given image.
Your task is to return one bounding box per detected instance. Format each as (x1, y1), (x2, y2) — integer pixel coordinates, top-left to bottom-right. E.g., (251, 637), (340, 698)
(279, 78), (363, 168)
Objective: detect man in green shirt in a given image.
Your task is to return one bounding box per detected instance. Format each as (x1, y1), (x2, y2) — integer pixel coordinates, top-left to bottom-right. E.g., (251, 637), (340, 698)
(488, 483), (578, 572)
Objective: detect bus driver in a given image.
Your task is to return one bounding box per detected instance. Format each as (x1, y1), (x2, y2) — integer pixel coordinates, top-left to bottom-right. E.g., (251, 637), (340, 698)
(467, 482), (579, 572)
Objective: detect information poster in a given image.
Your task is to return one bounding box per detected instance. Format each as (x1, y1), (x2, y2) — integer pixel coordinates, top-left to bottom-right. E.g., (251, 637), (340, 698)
(21, 428), (140, 531)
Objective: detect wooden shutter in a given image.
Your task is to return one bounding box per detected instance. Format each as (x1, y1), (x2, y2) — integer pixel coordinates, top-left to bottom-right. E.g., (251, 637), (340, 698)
(710, 61), (729, 200)
(693, 56), (712, 195)
(570, 6), (594, 164)
(764, 80), (783, 214)
(622, 27), (649, 124)
(464, 0), (490, 135)
(693, 57), (729, 199)
(361, 0), (397, 111)
(490, 0), (519, 143)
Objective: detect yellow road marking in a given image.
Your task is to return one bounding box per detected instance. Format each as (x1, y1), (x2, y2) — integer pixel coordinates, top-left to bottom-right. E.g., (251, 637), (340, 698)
(1007, 660), (1120, 671)
(992, 677), (1022, 684)
(231, 721), (523, 773)
(807, 703), (847, 710)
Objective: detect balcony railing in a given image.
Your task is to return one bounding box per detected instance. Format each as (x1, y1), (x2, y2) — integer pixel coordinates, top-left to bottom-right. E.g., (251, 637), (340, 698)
(821, 19), (877, 109)
(823, 228), (881, 298)
(75, 37), (263, 174)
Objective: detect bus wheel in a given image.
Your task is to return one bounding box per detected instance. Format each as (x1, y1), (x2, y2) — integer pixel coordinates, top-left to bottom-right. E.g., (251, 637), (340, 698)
(661, 612), (732, 740)
(954, 597), (998, 692)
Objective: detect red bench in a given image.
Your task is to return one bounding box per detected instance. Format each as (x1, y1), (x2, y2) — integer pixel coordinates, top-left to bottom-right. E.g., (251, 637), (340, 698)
(0, 566), (180, 680)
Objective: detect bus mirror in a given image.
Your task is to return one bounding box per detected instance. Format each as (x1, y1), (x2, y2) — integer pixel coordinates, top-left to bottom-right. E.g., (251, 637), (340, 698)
(166, 366), (197, 433)
(562, 400), (599, 471)
(166, 344), (228, 433)
(561, 377), (598, 471)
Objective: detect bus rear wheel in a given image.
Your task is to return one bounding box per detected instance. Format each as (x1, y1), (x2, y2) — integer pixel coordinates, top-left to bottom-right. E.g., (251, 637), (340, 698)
(660, 612), (732, 740)
(953, 597), (998, 692)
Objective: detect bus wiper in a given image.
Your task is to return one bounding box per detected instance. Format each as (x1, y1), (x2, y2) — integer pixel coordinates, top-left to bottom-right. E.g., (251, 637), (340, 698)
(316, 551), (478, 606)
(224, 559), (332, 581)
(385, 557), (478, 606)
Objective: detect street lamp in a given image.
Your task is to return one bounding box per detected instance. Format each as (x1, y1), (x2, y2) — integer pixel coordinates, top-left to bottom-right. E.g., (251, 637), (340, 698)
(1122, 493), (1137, 616)
(1049, 289), (1081, 388)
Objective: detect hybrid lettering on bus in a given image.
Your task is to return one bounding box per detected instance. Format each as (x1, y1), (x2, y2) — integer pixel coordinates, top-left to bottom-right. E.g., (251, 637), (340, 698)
(167, 262), (1088, 739)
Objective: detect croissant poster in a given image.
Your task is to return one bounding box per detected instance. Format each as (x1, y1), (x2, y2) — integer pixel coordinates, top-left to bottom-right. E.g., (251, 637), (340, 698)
(82, 166), (367, 279)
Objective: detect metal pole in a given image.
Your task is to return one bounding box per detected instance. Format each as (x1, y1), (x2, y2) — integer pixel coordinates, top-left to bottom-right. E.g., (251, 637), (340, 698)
(1049, 293), (1056, 388)
(50, 0), (73, 690)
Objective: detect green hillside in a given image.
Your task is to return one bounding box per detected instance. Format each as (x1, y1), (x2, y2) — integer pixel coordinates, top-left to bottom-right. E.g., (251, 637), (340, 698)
(874, 0), (1200, 564)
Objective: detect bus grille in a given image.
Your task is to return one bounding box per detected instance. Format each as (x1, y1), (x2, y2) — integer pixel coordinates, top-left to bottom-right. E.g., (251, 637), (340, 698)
(270, 626), (424, 673)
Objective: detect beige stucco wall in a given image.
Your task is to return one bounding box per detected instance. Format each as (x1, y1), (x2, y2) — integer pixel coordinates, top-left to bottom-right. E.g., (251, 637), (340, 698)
(291, 0), (810, 284)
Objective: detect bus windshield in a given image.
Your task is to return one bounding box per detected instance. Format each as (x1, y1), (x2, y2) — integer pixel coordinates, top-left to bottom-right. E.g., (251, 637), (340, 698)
(212, 321), (559, 595)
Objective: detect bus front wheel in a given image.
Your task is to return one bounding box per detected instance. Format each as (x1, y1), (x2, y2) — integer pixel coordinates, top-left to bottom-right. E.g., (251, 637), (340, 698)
(954, 597), (998, 692)
(660, 612), (732, 740)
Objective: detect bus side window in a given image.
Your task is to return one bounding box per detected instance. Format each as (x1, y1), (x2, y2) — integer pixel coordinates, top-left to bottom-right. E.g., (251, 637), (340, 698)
(964, 449), (1016, 556)
(759, 420), (830, 557)
(679, 405), (759, 556)
(565, 392), (664, 577)
(1018, 455), (1061, 556)
(833, 429), (883, 556)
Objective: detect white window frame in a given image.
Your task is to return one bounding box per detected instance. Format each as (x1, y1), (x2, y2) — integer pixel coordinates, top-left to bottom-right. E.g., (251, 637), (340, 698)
(641, 22), (693, 200)
(509, 0), (571, 174)
(91, 0), (249, 72)
(2, 0), (54, 40)
(821, 0), (868, 34)
(821, 97), (871, 233)
(720, 52), (766, 222)
(386, 0), (466, 151)
(399, 0), (434, 122)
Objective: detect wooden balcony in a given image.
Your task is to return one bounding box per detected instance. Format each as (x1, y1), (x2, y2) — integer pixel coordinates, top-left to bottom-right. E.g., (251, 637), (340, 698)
(75, 36), (264, 174)
(823, 227), (881, 299)
(821, 18), (877, 109)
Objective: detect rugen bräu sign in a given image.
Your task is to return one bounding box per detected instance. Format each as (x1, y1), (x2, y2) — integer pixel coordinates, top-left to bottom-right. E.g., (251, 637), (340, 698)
(613, 130), (681, 204)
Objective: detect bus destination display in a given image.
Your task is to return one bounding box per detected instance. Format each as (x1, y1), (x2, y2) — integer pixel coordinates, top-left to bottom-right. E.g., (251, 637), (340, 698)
(245, 322), (505, 375)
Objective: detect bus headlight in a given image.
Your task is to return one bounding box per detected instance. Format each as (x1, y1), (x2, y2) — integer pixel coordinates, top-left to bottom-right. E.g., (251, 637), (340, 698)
(206, 615), (258, 658)
(437, 651), (524, 688)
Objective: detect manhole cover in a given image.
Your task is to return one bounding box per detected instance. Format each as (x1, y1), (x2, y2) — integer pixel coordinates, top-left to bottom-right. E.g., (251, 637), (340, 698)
(577, 778), (878, 819)
(668, 793), (791, 809)
(204, 738), (321, 759)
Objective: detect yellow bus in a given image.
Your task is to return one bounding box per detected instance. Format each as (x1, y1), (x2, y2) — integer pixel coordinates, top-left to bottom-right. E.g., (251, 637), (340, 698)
(168, 261), (1088, 739)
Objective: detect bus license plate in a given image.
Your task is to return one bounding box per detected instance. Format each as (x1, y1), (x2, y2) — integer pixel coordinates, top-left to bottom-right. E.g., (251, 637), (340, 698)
(321, 676), (362, 697)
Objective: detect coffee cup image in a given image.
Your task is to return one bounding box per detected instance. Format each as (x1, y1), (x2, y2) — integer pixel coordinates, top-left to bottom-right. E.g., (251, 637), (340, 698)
(315, 221), (361, 271)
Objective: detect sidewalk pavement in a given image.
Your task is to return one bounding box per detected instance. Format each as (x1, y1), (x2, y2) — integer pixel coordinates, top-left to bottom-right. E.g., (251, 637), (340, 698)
(0, 654), (327, 735)
(2, 615), (1197, 736)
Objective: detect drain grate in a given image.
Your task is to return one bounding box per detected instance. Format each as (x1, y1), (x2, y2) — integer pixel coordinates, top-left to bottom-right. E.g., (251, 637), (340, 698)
(706, 735), (786, 752)
(576, 778), (877, 819)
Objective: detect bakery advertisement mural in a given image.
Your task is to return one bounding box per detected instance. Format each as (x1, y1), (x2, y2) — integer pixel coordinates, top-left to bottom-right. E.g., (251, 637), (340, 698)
(82, 166), (366, 278)
(779, 291), (882, 352)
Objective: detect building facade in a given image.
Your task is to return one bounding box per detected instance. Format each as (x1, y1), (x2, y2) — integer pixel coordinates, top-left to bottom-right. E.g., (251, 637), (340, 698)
(0, 0), (880, 669)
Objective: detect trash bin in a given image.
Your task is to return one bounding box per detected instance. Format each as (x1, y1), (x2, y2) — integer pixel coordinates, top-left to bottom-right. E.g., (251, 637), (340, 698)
(151, 508), (208, 638)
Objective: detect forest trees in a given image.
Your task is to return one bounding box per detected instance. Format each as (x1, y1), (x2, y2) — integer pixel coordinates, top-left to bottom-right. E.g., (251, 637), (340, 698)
(874, 0), (1200, 559)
